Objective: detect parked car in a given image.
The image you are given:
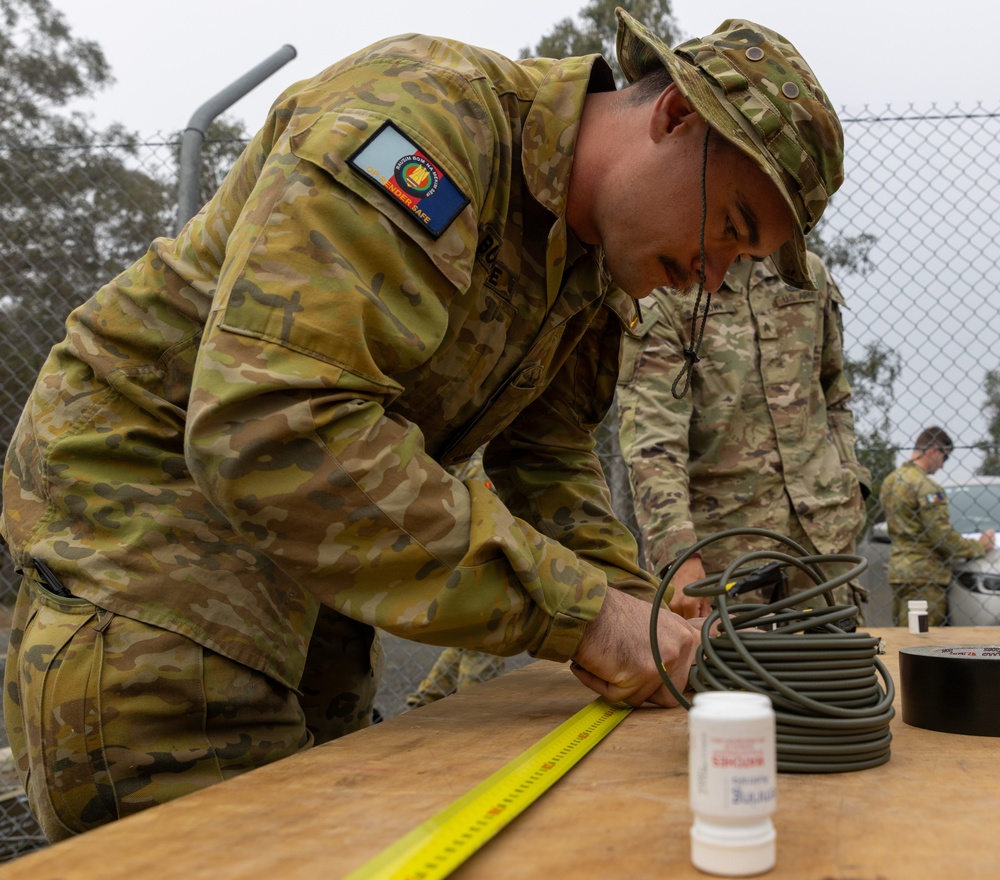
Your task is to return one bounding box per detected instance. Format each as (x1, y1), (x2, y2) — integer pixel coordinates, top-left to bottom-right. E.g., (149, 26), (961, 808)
(857, 476), (1000, 626)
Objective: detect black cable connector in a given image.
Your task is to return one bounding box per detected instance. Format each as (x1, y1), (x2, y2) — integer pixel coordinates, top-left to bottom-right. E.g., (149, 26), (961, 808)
(729, 561), (787, 603)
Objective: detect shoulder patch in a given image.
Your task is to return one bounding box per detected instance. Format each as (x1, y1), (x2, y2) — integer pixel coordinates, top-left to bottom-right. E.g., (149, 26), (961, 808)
(348, 120), (470, 239)
(926, 492), (945, 504)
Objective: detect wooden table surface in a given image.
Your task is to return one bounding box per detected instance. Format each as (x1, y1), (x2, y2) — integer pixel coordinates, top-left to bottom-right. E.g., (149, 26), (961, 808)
(3, 626), (998, 880)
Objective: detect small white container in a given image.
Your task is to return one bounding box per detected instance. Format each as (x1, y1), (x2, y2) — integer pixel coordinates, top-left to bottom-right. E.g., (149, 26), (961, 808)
(908, 599), (929, 634)
(689, 691), (777, 877)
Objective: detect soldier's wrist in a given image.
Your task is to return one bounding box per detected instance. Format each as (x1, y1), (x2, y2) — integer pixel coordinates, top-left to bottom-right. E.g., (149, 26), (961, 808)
(674, 551), (702, 566)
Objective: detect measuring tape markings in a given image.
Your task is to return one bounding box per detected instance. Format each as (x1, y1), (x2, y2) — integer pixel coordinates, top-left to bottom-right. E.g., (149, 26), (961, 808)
(343, 697), (632, 880)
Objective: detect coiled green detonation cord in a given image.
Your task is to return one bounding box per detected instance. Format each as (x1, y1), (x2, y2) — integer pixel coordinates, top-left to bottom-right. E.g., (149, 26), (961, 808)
(650, 527), (896, 773)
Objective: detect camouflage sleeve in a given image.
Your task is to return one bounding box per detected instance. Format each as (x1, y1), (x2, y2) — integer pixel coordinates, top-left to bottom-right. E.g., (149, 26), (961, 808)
(615, 294), (697, 577)
(917, 492), (987, 562)
(483, 305), (658, 605)
(186, 92), (604, 663)
(816, 259), (872, 497)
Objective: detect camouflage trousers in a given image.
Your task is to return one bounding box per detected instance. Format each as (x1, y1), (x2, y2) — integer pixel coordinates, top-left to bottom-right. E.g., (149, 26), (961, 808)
(4, 569), (381, 842)
(405, 648), (506, 708)
(890, 582), (948, 627)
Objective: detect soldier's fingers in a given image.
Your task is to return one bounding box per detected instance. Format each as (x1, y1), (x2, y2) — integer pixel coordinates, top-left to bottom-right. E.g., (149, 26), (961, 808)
(669, 591), (707, 620)
(569, 662), (623, 702)
(640, 680), (685, 709)
(569, 662), (668, 708)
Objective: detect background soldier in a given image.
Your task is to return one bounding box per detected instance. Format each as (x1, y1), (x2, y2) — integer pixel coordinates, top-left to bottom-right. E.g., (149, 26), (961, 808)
(880, 426), (995, 625)
(617, 252), (870, 620)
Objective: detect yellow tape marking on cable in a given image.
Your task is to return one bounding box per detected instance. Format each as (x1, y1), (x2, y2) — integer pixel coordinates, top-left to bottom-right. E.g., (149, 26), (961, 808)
(343, 697), (632, 880)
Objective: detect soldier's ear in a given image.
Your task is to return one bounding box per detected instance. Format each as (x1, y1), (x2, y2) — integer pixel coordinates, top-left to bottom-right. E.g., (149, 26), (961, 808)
(650, 83), (700, 141)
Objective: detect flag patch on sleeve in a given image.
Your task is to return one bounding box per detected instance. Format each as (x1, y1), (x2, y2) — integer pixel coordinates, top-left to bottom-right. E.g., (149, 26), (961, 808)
(348, 121), (470, 239)
(926, 492), (945, 503)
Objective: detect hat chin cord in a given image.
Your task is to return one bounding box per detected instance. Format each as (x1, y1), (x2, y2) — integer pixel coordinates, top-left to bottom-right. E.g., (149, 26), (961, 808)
(671, 125), (712, 399)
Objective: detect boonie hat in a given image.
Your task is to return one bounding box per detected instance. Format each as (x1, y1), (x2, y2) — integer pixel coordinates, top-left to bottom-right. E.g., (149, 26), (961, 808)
(615, 8), (844, 290)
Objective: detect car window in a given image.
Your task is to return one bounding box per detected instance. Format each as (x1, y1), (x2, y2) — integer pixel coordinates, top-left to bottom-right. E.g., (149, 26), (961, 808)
(945, 484), (1000, 533)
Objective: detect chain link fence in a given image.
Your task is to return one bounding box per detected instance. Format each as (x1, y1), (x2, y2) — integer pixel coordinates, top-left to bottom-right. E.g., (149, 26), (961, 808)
(2, 101), (1000, 858)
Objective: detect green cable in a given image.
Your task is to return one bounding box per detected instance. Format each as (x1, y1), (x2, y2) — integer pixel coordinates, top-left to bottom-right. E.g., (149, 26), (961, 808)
(649, 527), (895, 773)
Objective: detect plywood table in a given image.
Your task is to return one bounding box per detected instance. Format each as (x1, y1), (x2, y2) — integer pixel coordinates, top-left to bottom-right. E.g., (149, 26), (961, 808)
(2, 627), (997, 879)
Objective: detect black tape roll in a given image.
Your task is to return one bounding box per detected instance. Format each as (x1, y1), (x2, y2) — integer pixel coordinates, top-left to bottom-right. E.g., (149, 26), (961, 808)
(899, 645), (1000, 737)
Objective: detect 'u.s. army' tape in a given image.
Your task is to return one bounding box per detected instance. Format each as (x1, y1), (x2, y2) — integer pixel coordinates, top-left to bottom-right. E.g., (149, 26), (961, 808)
(899, 644), (1000, 737)
(343, 697), (632, 880)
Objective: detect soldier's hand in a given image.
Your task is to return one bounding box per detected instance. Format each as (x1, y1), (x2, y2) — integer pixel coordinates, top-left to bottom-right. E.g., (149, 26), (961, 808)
(981, 529), (995, 552)
(668, 556), (712, 619)
(570, 587), (700, 708)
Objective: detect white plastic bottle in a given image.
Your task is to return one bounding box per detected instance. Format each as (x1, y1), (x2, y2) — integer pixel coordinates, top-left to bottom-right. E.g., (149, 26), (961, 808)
(688, 691), (777, 877)
(907, 599), (929, 633)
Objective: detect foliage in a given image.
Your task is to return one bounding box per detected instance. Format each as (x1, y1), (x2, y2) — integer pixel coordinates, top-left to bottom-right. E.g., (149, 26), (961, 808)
(0, 0), (249, 458)
(843, 341), (902, 518)
(975, 369), (1000, 476)
(0, 0), (156, 415)
(0, 0), (111, 135)
(520, 0), (679, 86)
(809, 219), (890, 518)
(191, 119), (251, 212)
(807, 221), (877, 278)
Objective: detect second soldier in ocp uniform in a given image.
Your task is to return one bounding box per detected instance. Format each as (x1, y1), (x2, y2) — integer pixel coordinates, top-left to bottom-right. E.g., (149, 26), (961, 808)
(617, 252), (871, 621)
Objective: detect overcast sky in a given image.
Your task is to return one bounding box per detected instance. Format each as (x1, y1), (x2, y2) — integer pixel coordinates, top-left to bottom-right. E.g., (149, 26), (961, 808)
(54, 1), (1000, 136)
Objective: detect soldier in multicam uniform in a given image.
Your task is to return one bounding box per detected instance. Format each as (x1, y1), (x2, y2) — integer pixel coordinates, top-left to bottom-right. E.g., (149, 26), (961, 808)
(1, 9), (845, 839)
(617, 252), (871, 620)
(880, 426), (995, 625)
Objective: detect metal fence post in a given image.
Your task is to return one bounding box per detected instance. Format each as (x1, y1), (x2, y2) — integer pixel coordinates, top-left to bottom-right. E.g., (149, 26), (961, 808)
(175, 44), (297, 234)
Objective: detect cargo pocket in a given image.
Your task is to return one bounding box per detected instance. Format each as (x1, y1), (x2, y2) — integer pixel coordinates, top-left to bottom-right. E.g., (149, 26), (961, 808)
(8, 570), (100, 841)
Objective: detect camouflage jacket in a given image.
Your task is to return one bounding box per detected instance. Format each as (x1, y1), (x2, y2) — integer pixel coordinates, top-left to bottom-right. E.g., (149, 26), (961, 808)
(880, 461), (984, 585)
(616, 254), (870, 576)
(1, 34), (655, 690)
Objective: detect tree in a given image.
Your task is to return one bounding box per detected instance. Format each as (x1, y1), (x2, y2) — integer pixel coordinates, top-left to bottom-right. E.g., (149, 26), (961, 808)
(807, 221), (877, 278)
(520, 0), (679, 86)
(1, 2), (167, 417)
(0, 0), (249, 462)
(809, 220), (895, 517)
(975, 369), (1000, 476)
(188, 118), (252, 210)
(843, 341), (902, 517)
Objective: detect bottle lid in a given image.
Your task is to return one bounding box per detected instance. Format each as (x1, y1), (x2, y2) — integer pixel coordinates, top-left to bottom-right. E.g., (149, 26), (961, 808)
(908, 600), (928, 611)
(691, 817), (776, 876)
(690, 691), (773, 717)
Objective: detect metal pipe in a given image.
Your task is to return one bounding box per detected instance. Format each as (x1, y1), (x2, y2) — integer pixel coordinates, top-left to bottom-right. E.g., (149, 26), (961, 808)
(175, 44), (297, 234)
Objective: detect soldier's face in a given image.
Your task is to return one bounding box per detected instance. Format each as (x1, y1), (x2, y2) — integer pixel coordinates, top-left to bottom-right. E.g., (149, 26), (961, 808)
(589, 88), (793, 299)
(926, 448), (949, 474)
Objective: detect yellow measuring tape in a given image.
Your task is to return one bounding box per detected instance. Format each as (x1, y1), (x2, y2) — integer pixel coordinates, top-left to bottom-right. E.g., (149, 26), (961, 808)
(343, 697), (632, 880)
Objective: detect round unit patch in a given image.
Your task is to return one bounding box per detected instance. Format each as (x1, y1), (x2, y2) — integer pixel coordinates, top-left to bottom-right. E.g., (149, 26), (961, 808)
(394, 155), (440, 198)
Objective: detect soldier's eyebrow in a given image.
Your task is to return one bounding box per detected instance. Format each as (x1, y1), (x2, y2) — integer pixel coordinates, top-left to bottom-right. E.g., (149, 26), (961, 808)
(735, 193), (761, 249)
